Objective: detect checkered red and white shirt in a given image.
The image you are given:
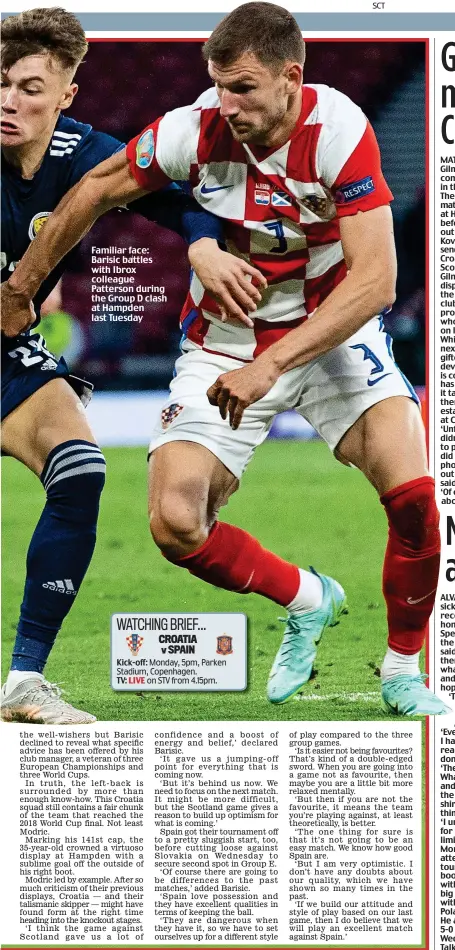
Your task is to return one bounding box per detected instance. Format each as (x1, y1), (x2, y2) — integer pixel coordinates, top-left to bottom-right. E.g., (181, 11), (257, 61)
(126, 84), (393, 362)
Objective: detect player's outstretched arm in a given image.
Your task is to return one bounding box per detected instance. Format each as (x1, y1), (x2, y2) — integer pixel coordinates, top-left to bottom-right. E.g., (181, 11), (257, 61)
(1, 160), (267, 337)
(207, 205), (397, 428)
(1, 150), (148, 338)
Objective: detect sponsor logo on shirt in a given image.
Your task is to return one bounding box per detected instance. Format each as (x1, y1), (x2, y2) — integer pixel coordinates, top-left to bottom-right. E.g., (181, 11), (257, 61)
(200, 183), (233, 194)
(335, 176), (375, 204)
(136, 129), (155, 169)
(28, 212), (51, 241)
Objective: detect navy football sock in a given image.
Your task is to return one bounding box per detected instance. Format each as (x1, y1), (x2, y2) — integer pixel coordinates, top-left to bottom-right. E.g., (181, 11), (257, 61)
(11, 440), (106, 674)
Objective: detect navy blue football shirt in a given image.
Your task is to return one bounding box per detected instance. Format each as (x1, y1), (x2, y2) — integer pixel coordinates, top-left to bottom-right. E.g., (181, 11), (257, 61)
(1, 114), (224, 323)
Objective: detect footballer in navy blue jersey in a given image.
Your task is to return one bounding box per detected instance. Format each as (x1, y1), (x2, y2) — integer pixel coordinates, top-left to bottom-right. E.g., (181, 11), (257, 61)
(1, 8), (262, 724)
(1, 110), (226, 419)
(2, 112), (225, 324)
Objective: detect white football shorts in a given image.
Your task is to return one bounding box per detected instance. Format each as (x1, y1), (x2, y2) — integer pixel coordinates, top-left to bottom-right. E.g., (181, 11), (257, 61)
(149, 317), (419, 480)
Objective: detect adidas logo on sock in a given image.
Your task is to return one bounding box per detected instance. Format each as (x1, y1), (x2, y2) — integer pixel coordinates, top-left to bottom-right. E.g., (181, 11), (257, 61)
(42, 579), (76, 595)
(41, 358), (58, 371)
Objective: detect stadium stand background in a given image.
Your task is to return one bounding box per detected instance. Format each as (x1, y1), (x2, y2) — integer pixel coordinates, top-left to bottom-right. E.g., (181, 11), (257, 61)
(51, 41), (426, 441)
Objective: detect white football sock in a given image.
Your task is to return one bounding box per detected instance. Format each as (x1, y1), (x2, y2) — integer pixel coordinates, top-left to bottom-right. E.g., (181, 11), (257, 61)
(4, 670), (44, 696)
(380, 648), (420, 682)
(287, 568), (323, 613)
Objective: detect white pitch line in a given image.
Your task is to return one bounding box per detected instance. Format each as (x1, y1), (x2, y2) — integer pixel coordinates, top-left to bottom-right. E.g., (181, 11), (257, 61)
(294, 691), (381, 703)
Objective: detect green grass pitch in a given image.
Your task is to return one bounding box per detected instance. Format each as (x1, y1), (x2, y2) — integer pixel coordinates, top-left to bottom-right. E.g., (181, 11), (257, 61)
(2, 439), (401, 722)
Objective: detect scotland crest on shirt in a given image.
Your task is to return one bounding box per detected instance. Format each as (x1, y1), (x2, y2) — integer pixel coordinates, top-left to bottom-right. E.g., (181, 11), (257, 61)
(28, 211), (52, 240)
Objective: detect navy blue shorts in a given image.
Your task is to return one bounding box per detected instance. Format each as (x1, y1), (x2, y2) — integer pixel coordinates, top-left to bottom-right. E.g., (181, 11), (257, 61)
(1, 332), (92, 421)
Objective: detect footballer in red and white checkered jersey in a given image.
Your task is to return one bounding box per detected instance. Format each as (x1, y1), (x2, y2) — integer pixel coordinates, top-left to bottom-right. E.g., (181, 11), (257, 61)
(3, 2), (450, 716)
(127, 84), (393, 364)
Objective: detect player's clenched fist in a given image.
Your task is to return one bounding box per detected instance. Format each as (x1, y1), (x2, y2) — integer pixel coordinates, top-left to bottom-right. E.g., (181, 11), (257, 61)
(188, 238), (267, 328)
(207, 360), (280, 429)
(1, 281), (36, 338)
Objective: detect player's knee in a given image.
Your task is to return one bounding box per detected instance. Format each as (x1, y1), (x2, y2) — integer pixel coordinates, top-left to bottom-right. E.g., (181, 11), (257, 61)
(42, 441), (106, 523)
(149, 492), (206, 558)
(382, 476), (440, 553)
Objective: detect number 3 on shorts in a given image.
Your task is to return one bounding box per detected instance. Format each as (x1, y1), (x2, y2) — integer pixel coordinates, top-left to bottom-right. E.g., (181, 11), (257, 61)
(350, 342), (392, 387)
